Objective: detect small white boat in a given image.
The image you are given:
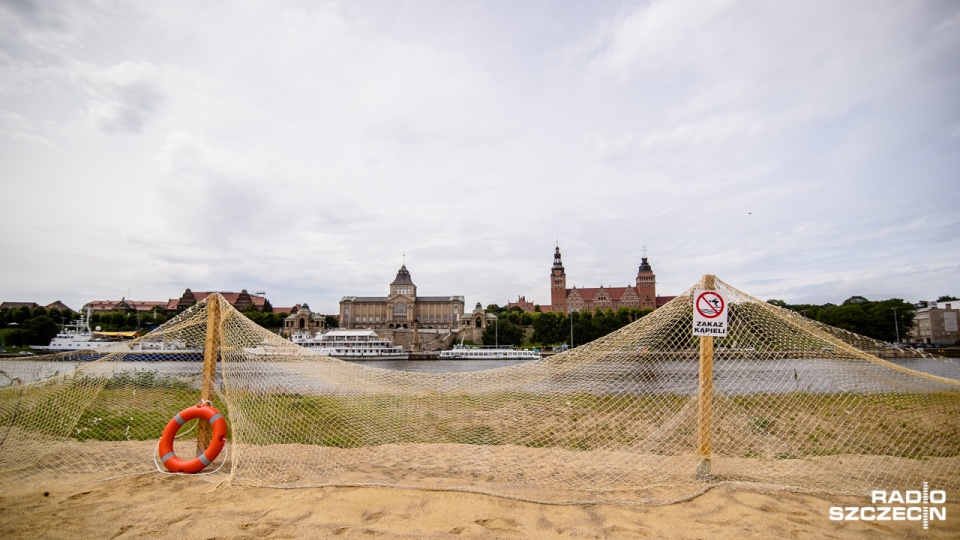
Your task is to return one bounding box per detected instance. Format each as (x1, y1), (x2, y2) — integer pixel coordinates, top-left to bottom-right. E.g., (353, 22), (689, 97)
(291, 329), (408, 360)
(32, 309), (201, 359)
(438, 344), (541, 360)
(31, 309), (136, 352)
(242, 344), (293, 357)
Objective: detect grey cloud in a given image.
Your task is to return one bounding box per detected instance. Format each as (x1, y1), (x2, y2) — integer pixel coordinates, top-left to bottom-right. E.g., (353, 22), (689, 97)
(2, 0), (68, 30)
(2, 1), (958, 312)
(81, 62), (164, 134)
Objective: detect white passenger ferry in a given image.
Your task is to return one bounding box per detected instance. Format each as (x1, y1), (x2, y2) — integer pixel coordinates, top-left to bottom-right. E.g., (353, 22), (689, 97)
(438, 344), (541, 360)
(291, 329), (408, 360)
(31, 310), (135, 352)
(32, 309), (201, 359)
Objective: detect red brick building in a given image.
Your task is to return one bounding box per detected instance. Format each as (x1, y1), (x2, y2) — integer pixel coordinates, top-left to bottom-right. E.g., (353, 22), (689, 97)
(0, 301), (76, 314)
(83, 299), (174, 313)
(542, 245), (674, 313)
(176, 289), (266, 311)
(506, 296), (538, 312)
(82, 289), (278, 314)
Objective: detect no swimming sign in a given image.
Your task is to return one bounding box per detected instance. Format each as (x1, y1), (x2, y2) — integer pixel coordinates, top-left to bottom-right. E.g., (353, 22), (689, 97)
(693, 289), (728, 337)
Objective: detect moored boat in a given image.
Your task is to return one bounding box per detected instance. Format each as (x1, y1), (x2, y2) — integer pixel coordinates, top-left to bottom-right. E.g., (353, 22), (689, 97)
(31, 310), (136, 352)
(438, 345), (541, 360)
(31, 310), (202, 359)
(291, 329), (408, 360)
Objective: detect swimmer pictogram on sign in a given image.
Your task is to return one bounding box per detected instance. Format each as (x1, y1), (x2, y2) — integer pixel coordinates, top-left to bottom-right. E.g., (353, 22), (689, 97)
(693, 289), (728, 336)
(696, 292), (725, 318)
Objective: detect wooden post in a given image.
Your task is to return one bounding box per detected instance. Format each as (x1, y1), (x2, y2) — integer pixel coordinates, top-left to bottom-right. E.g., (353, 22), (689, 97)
(697, 274), (715, 481)
(197, 294), (220, 453)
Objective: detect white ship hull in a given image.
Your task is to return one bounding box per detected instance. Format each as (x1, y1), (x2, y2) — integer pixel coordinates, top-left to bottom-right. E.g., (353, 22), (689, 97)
(438, 348), (541, 360)
(32, 311), (200, 357)
(315, 348), (409, 360)
(291, 329), (408, 360)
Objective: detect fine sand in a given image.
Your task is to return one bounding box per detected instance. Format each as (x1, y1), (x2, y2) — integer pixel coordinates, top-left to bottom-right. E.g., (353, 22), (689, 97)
(1, 475), (958, 539)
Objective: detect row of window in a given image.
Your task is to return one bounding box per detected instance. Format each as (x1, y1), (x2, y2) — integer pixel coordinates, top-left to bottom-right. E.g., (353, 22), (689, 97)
(353, 314), (456, 323)
(566, 298), (655, 312)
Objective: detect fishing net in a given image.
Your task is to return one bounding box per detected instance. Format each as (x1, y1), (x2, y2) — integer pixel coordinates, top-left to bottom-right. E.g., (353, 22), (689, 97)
(1, 276), (958, 505)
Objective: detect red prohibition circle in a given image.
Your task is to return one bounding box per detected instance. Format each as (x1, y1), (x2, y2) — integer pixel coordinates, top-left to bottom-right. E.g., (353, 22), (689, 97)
(696, 292), (725, 318)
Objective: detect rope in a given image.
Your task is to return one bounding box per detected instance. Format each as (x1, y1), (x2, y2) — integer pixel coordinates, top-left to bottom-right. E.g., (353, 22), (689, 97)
(0, 371), (23, 449)
(152, 400), (227, 477)
(153, 437), (229, 477)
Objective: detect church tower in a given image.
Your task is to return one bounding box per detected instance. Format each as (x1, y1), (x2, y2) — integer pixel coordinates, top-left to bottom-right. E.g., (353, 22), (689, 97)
(390, 264), (417, 298)
(550, 245), (568, 313)
(636, 256), (656, 309)
(386, 263), (417, 328)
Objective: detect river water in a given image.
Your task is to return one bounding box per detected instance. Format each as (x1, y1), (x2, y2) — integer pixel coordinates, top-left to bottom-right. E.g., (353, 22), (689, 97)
(1, 356), (957, 394)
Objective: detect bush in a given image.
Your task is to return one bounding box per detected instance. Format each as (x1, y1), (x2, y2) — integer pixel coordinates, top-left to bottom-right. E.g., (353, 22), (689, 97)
(22, 316), (59, 345)
(1, 328), (25, 347)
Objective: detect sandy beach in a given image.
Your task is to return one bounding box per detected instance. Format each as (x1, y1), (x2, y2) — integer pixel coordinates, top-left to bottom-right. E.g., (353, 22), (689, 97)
(1, 474), (957, 539)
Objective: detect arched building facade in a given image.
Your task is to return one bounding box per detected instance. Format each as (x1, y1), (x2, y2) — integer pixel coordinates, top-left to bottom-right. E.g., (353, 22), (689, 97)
(458, 302), (498, 329)
(283, 303), (326, 337)
(338, 265), (465, 330)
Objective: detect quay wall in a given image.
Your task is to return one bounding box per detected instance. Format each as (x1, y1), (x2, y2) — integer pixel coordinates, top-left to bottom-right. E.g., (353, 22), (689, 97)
(376, 328), (461, 352)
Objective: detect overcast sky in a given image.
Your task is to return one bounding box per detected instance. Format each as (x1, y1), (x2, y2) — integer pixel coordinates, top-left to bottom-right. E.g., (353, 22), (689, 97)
(1, 0), (958, 314)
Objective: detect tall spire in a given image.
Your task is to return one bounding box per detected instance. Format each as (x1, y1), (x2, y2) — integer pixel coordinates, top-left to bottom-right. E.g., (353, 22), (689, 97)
(551, 243), (568, 313)
(636, 252), (656, 308)
(391, 264), (414, 285)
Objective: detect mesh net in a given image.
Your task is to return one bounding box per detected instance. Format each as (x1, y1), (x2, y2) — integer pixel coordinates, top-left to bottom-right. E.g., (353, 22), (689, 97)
(1, 277), (958, 504)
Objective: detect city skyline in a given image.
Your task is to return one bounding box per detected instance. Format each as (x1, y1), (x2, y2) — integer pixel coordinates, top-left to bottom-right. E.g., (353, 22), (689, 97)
(3, 247), (951, 316)
(1, 1), (958, 314)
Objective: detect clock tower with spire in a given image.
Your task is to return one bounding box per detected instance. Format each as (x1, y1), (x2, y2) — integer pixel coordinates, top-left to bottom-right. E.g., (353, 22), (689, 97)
(541, 243), (669, 314)
(550, 244), (567, 313)
(636, 256), (656, 309)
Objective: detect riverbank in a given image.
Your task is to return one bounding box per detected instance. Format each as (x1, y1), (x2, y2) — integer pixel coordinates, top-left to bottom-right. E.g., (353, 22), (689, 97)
(1, 474), (957, 539)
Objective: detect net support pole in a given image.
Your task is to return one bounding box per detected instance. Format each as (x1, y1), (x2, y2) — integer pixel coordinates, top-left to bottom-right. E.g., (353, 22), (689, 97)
(198, 293), (221, 452)
(697, 274), (715, 481)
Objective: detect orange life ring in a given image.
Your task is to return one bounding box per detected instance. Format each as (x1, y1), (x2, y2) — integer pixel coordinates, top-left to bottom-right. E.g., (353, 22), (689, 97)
(158, 402), (227, 473)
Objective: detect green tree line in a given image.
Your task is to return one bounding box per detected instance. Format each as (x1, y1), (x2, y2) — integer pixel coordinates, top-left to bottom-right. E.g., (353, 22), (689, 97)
(479, 306), (653, 349)
(0, 303), (339, 348)
(765, 295), (944, 343)
(1, 306), (76, 347)
(240, 304), (338, 331)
